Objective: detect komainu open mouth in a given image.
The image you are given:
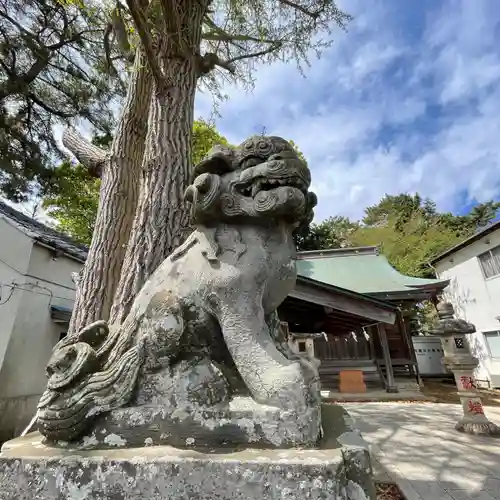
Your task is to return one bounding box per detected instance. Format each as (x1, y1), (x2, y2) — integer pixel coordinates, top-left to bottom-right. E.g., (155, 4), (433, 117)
(237, 176), (308, 198)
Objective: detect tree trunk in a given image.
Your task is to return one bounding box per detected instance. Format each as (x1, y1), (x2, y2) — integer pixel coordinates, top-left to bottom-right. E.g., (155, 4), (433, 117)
(110, 2), (207, 325)
(67, 49), (152, 335)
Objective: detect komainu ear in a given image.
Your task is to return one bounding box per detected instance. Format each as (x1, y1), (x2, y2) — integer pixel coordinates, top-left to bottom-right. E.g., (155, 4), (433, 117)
(191, 144), (235, 181)
(184, 173), (215, 202)
(184, 173), (222, 219)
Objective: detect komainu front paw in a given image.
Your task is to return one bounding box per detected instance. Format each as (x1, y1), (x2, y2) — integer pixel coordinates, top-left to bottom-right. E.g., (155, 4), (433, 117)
(261, 361), (319, 409)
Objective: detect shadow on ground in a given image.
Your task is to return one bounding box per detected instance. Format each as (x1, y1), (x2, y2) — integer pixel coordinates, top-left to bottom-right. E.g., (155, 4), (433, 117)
(343, 402), (500, 500)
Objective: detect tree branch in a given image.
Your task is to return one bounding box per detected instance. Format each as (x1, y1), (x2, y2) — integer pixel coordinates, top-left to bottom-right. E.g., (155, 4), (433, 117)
(10, 47), (16, 73)
(62, 128), (108, 178)
(125, 0), (165, 88)
(55, 53), (93, 82)
(277, 0), (325, 19)
(203, 14), (280, 45)
(37, 75), (76, 102)
(0, 54), (49, 100)
(0, 9), (40, 52)
(23, 52), (51, 84)
(46, 31), (87, 51)
(0, 54), (13, 77)
(28, 92), (74, 118)
(103, 22), (118, 75)
(202, 31), (278, 44)
(197, 52), (235, 75)
(198, 39), (283, 77)
(111, 5), (133, 61)
(226, 42), (282, 66)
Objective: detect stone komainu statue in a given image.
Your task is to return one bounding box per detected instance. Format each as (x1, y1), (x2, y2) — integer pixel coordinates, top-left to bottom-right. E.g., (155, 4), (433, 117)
(36, 136), (321, 449)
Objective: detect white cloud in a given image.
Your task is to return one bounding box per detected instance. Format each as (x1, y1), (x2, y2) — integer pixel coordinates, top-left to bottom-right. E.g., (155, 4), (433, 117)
(8, 0), (499, 228)
(195, 0), (500, 222)
(335, 40), (403, 90)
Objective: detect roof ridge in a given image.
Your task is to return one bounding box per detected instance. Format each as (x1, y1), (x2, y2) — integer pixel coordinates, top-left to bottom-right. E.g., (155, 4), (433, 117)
(0, 200), (88, 262)
(430, 219), (500, 264)
(295, 245), (449, 299)
(296, 246), (379, 259)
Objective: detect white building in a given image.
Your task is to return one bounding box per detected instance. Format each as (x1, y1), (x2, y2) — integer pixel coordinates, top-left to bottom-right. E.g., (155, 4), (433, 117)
(431, 221), (500, 388)
(0, 202), (85, 442)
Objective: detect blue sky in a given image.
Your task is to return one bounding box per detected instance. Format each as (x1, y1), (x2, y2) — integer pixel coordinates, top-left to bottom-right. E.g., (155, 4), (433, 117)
(195, 0), (500, 222)
(8, 0), (499, 224)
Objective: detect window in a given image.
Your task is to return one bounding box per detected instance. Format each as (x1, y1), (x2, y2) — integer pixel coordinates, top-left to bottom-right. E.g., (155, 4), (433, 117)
(478, 245), (500, 279)
(298, 342), (307, 353)
(484, 331), (500, 359)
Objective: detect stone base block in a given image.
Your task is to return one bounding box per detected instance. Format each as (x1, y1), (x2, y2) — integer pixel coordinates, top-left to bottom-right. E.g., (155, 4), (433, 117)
(0, 405), (376, 500)
(456, 419), (500, 436)
(48, 396), (322, 450)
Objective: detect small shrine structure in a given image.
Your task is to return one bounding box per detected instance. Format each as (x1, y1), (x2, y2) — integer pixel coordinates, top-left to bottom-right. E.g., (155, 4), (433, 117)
(279, 246), (449, 392)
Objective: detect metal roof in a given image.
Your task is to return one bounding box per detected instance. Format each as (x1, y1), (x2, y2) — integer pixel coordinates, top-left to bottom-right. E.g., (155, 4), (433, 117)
(430, 219), (500, 265)
(295, 275), (398, 311)
(296, 246), (449, 301)
(0, 201), (88, 262)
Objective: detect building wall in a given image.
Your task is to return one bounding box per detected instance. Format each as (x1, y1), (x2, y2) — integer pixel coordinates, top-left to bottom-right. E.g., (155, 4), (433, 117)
(0, 239), (82, 441)
(0, 218), (33, 378)
(434, 228), (500, 387)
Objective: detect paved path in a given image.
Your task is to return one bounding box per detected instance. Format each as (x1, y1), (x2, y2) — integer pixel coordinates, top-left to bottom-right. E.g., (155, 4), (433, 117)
(345, 403), (500, 500)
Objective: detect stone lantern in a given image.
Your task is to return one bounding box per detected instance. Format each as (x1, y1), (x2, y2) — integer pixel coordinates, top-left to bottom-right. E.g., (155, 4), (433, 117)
(429, 302), (500, 436)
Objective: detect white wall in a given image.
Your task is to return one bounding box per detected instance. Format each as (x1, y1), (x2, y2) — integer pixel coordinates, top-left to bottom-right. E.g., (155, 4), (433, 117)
(0, 217), (33, 374)
(0, 238), (82, 440)
(435, 228), (500, 387)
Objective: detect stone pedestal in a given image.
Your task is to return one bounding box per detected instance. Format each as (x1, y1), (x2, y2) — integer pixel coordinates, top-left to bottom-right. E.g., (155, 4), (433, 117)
(450, 364), (500, 435)
(0, 404), (376, 500)
(50, 397), (322, 451)
(430, 302), (500, 436)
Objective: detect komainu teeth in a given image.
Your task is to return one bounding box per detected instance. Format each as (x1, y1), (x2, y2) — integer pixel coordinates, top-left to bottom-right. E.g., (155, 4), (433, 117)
(242, 176), (308, 197)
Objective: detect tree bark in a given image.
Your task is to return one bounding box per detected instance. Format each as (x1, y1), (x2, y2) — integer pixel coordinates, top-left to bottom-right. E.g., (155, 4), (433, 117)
(110, 1), (208, 325)
(68, 48), (153, 335)
(62, 128), (108, 177)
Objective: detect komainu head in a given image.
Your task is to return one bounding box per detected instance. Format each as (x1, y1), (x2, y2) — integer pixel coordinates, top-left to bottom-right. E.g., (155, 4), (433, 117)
(185, 136), (317, 229)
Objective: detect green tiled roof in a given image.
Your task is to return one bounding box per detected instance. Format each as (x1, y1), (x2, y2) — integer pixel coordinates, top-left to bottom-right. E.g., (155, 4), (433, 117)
(296, 246), (449, 301)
